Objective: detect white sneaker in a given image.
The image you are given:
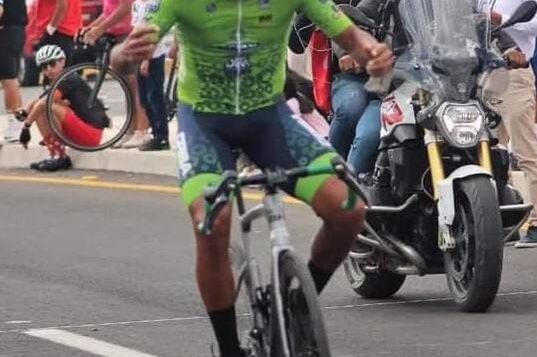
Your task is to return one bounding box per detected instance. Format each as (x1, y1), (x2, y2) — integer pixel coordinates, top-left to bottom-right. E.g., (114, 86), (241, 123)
(121, 131), (151, 149)
(4, 118), (23, 143)
(111, 132), (134, 149)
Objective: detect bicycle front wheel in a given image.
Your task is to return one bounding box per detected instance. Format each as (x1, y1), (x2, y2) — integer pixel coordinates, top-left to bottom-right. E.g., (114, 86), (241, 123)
(271, 250), (331, 357)
(46, 62), (133, 152)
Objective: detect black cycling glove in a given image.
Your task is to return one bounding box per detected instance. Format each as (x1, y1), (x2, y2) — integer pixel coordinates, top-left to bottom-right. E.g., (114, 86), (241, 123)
(19, 125), (31, 149)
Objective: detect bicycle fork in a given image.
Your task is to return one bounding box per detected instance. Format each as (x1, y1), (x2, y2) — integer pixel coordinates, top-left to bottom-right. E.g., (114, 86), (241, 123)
(237, 193), (293, 356)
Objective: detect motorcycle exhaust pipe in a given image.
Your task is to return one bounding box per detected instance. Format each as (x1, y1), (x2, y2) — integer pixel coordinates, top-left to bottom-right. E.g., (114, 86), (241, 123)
(384, 235), (428, 275)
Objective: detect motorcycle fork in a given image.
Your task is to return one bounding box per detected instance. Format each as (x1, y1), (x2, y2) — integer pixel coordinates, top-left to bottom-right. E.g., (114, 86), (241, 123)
(425, 130), (445, 199)
(478, 141), (493, 174)
(426, 132), (493, 199)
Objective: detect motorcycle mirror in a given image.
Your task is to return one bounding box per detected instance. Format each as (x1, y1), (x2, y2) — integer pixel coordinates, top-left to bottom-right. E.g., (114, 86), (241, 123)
(496, 0), (537, 30)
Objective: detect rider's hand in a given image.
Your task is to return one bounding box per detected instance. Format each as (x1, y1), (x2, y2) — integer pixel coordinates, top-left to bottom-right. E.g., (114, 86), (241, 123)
(504, 50), (528, 69)
(140, 60), (150, 77)
(19, 124), (31, 149)
(352, 29), (394, 77)
(339, 55), (361, 73)
(365, 43), (395, 77)
(84, 26), (105, 46)
(121, 25), (160, 63)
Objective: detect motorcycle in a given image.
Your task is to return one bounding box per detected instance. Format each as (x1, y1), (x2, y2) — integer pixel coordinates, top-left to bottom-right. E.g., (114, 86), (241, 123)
(343, 0), (537, 312)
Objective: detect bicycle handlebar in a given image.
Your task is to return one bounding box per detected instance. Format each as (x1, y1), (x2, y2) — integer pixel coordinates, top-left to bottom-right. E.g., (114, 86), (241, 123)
(198, 156), (367, 235)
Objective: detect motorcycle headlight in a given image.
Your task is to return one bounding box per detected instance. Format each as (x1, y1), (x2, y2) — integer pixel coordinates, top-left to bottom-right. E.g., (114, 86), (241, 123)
(438, 103), (485, 148)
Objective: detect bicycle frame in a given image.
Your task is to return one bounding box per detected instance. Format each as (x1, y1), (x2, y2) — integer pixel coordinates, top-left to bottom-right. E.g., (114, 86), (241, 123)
(234, 186), (294, 357)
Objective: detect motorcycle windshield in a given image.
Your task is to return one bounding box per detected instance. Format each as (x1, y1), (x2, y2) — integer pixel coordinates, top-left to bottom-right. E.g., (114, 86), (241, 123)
(397, 0), (491, 102)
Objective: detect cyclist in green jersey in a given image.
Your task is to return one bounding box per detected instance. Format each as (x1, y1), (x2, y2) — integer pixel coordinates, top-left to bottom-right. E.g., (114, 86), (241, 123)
(112, 1), (393, 356)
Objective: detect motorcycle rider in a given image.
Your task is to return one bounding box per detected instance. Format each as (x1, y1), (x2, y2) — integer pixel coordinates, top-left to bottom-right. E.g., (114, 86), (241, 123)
(290, 0), (408, 174)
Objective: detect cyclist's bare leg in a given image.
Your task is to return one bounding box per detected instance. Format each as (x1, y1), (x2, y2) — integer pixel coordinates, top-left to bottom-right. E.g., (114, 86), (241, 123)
(189, 198), (235, 309)
(189, 198), (243, 356)
(28, 99), (68, 139)
(309, 176), (366, 292)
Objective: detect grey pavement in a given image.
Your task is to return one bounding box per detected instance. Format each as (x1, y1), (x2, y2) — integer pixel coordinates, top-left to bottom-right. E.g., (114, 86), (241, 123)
(0, 170), (536, 357)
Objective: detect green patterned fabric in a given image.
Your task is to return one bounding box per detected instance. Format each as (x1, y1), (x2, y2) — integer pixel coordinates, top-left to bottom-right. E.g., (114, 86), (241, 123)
(149, 0), (352, 114)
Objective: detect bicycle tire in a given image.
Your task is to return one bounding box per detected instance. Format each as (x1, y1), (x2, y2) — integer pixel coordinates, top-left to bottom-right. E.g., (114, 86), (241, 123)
(46, 62), (134, 152)
(271, 250), (331, 357)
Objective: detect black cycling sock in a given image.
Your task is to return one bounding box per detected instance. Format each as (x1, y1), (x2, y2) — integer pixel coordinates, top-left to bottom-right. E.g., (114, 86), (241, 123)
(208, 306), (242, 357)
(308, 260), (334, 294)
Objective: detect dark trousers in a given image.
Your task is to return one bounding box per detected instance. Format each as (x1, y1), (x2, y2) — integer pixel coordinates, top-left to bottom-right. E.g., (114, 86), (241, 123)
(138, 55), (168, 141)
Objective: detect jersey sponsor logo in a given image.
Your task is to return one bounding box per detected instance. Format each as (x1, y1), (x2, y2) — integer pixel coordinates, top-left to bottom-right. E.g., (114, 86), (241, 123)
(206, 2), (217, 13)
(259, 0), (271, 9)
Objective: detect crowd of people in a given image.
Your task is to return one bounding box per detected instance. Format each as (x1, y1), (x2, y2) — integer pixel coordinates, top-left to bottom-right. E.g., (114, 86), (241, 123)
(0, 0), (174, 169)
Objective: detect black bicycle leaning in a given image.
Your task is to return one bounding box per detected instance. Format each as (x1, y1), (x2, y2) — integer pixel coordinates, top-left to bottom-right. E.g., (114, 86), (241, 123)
(45, 35), (134, 151)
(199, 157), (366, 357)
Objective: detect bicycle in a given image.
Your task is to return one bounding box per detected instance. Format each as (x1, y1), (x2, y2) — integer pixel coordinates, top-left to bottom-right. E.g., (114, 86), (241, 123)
(45, 35), (134, 151)
(199, 156), (365, 357)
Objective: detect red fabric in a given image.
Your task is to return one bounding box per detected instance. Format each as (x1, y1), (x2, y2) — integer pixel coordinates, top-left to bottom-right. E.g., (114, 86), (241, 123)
(310, 30), (333, 116)
(62, 110), (103, 147)
(103, 0), (133, 36)
(36, 0), (83, 37)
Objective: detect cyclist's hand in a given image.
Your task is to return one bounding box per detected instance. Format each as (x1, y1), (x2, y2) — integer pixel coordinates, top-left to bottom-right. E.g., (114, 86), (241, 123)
(19, 125), (31, 149)
(365, 43), (394, 77)
(140, 60), (150, 77)
(84, 26), (104, 46)
(122, 25), (160, 63)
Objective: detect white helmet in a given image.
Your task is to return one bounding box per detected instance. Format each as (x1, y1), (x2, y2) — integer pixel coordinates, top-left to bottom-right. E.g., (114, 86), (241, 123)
(35, 45), (66, 66)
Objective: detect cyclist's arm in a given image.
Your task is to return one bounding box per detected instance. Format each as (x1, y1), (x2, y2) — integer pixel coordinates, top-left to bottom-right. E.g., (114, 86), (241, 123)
(49, 0), (68, 30)
(299, 0), (392, 75)
(111, 0), (178, 75)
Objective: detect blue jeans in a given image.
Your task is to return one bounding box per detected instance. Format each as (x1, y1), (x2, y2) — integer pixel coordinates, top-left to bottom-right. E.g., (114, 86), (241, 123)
(138, 55), (169, 141)
(329, 73), (381, 174)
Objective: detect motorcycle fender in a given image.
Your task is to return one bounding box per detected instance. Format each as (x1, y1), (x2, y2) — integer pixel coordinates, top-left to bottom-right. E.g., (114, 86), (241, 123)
(437, 165), (493, 227)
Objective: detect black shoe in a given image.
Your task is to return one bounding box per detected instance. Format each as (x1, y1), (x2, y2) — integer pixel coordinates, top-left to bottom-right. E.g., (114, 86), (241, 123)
(30, 156), (72, 172)
(139, 138), (170, 151)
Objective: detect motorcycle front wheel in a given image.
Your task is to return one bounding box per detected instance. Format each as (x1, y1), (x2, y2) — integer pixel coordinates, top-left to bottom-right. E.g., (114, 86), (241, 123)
(444, 176), (503, 312)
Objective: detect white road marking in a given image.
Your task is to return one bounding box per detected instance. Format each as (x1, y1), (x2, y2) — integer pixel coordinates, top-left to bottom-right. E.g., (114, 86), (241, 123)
(24, 328), (158, 357)
(4, 320), (32, 324)
(0, 289), (534, 335)
(324, 289), (537, 310)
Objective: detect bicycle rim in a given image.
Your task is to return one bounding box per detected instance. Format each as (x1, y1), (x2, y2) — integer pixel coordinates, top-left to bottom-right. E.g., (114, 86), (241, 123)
(46, 63), (133, 152)
(271, 250), (330, 357)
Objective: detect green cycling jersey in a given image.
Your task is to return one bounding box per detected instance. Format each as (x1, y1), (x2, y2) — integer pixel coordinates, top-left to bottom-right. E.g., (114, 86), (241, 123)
(149, 0), (352, 115)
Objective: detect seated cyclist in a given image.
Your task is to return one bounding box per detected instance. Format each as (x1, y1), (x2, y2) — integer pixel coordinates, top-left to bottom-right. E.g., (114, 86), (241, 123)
(17, 45), (110, 171)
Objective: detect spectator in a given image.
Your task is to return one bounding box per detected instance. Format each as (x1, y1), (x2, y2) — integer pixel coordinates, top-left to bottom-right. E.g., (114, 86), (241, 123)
(35, 0), (82, 64)
(84, 0), (151, 149)
(16, 45), (110, 172)
(0, 0), (27, 143)
(132, 0), (171, 151)
(491, 0), (537, 248)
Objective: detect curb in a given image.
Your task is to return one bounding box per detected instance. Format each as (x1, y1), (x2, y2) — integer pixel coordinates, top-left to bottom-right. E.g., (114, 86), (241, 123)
(0, 144), (178, 177)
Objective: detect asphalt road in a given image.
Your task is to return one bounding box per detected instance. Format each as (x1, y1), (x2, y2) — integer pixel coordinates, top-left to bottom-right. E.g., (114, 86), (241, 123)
(0, 169), (536, 357)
